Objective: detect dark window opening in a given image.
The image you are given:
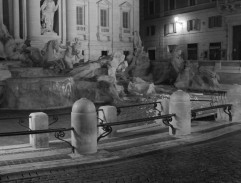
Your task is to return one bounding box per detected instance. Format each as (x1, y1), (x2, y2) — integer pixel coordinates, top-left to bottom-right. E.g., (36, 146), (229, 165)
(190, 0), (196, 6)
(208, 16), (222, 28)
(149, 0), (155, 15)
(170, 0), (175, 10)
(187, 43), (198, 60)
(148, 50), (156, 61)
(123, 51), (130, 60)
(151, 26), (156, 36)
(146, 27), (150, 36)
(101, 51), (108, 56)
(209, 42), (221, 60)
(164, 23), (176, 35)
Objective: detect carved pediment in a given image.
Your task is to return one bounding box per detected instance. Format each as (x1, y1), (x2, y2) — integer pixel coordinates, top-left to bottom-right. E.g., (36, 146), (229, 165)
(120, 1), (132, 9)
(97, 0), (111, 6)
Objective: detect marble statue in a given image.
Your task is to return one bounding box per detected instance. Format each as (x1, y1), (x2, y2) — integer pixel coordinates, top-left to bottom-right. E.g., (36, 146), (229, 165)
(133, 31), (142, 51)
(64, 44), (76, 69)
(41, 0), (60, 35)
(41, 39), (66, 72)
(171, 48), (220, 89)
(72, 38), (84, 63)
(0, 24), (12, 44)
(0, 41), (6, 60)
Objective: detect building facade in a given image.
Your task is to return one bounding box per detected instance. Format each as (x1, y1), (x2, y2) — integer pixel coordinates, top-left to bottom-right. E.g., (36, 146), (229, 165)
(0, 0), (139, 60)
(140, 0), (241, 62)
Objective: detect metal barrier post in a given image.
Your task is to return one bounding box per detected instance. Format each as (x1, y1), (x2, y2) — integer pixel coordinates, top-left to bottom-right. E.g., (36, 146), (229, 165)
(71, 98), (97, 154)
(169, 90), (191, 136)
(98, 106), (118, 138)
(29, 112), (49, 148)
(155, 98), (169, 124)
(227, 84), (241, 122)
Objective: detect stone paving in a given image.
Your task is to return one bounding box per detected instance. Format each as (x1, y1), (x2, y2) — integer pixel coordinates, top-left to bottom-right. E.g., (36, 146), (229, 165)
(1, 120), (241, 183)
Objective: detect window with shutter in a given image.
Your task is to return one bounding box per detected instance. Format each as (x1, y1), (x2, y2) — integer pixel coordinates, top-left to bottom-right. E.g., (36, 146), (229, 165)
(100, 9), (108, 27)
(149, 0), (155, 15)
(123, 12), (129, 29)
(187, 19), (200, 31)
(208, 16), (222, 28)
(170, 0), (175, 10)
(189, 0), (196, 6)
(151, 26), (156, 35)
(164, 24), (168, 35)
(164, 23), (176, 36)
(146, 26), (150, 36)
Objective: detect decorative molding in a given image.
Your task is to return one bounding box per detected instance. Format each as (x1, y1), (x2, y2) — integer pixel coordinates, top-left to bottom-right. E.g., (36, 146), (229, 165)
(217, 0), (241, 14)
(119, 1), (133, 42)
(97, 0), (111, 6)
(119, 1), (132, 9)
(96, 0), (112, 42)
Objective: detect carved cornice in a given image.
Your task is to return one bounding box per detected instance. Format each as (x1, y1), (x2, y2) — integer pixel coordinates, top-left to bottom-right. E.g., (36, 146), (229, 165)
(96, 0), (112, 6)
(217, 0), (241, 14)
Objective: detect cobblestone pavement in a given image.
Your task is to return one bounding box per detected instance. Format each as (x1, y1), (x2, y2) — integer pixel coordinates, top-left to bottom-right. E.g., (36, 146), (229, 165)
(2, 130), (241, 183)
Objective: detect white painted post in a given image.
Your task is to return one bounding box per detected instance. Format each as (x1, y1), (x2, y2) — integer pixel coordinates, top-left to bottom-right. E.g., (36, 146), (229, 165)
(169, 90), (191, 136)
(98, 106), (118, 138)
(29, 112), (49, 148)
(227, 84), (241, 122)
(71, 98), (97, 154)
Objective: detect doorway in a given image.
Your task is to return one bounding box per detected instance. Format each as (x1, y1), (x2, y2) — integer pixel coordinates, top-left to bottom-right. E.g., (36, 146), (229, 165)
(233, 25), (241, 60)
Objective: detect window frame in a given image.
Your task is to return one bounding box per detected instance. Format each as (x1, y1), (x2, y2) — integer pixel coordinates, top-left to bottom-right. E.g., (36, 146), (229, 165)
(187, 19), (201, 32)
(187, 43), (198, 60)
(164, 23), (176, 36)
(100, 8), (109, 27)
(189, 0), (196, 6)
(76, 6), (85, 26)
(122, 11), (130, 29)
(151, 25), (156, 36)
(148, 0), (155, 15)
(208, 15), (222, 28)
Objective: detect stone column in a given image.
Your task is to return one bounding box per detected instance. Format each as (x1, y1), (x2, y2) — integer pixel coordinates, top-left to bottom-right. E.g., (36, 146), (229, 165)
(62, 0), (67, 44)
(13, 0), (20, 39)
(26, 0), (41, 40)
(8, 0), (14, 35)
(66, 0), (76, 41)
(0, 0), (3, 26)
(22, 0), (27, 40)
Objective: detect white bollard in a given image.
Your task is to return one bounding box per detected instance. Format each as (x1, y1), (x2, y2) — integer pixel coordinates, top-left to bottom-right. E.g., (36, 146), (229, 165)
(155, 98), (169, 125)
(169, 90), (191, 136)
(227, 84), (241, 122)
(98, 106), (118, 138)
(29, 112), (49, 148)
(71, 98), (97, 154)
(216, 93), (229, 121)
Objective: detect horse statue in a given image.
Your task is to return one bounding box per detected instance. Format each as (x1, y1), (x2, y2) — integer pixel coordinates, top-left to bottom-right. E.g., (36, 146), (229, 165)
(41, 39), (66, 72)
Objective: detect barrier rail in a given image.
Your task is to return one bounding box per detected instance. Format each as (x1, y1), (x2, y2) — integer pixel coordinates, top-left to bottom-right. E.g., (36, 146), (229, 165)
(116, 102), (162, 115)
(0, 127), (75, 152)
(187, 89), (227, 96)
(191, 104), (232, 121)
(97, 114), (176, 142)
(0, 113), (66, 130)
